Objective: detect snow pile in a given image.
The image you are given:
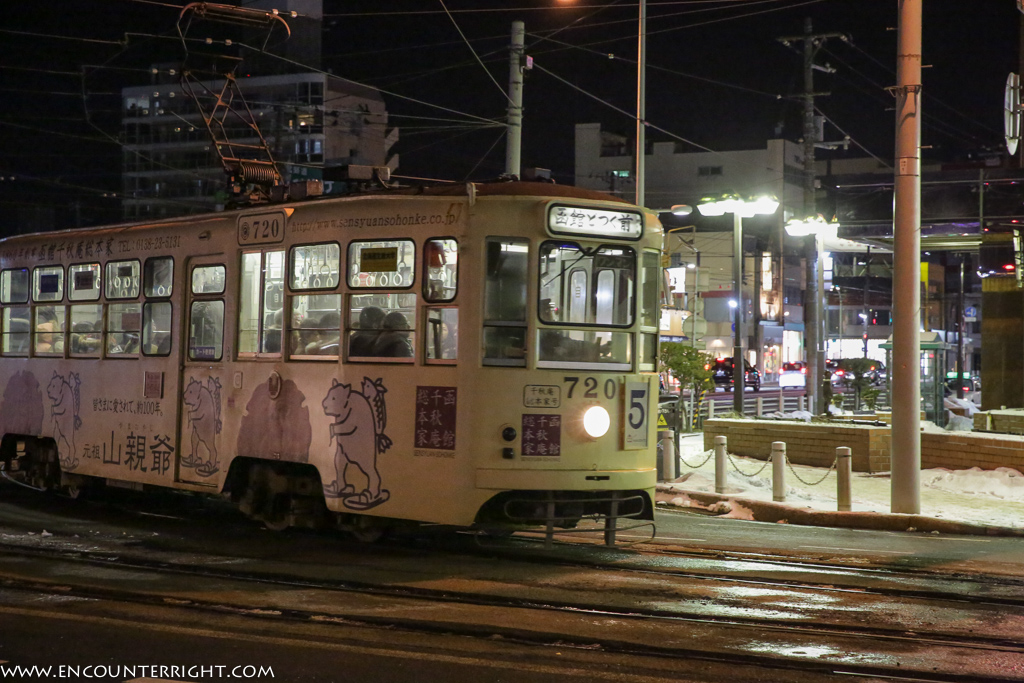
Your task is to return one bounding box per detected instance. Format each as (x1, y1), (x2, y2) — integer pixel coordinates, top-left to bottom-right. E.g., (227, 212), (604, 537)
(921, 466), (1024, 501)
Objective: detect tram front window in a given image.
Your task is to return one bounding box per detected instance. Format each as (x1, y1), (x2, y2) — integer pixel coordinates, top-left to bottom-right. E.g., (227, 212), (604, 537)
(536, 242), (634, 369)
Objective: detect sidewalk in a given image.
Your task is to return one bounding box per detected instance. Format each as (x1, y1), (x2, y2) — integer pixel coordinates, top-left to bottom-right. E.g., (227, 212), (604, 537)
(656, 432), (1024, 537)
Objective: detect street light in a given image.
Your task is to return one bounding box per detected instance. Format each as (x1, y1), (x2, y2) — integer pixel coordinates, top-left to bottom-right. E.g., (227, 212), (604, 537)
(786, 215), (839, 415)
(699, 192), (780, 415)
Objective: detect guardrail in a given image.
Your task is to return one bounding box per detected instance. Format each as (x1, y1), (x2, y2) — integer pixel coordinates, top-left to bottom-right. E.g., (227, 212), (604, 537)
(670, 388), (892, 425)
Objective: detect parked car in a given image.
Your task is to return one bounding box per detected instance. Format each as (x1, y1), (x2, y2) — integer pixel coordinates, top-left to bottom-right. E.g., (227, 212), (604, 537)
(830, 358), (884, 387)
(707, 357), (761, 392)
(945, 375), (980, 395)
(778, 361), (807, 389)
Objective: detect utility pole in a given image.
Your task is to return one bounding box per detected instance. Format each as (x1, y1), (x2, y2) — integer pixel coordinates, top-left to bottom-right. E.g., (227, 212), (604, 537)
(891, 0), (922, 515)
(778, 19), (847, 415)
(505, 21), (525, 178)
(636, 0), (647, 207)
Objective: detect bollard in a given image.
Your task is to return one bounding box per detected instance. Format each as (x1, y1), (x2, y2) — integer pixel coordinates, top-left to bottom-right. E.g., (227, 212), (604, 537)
(756, 396), (763, 417)
(772, 441), (786, 502)
(658, 429), (675, 481)
(836, 447), (852, 511)
(714, 435), (727, 494)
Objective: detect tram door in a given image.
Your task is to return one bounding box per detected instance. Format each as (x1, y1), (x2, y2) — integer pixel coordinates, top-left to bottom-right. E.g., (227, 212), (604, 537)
(177, 256), (228, 485)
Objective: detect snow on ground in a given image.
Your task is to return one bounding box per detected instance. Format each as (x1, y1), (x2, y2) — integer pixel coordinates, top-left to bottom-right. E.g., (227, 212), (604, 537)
(664, 434), (1024, 530)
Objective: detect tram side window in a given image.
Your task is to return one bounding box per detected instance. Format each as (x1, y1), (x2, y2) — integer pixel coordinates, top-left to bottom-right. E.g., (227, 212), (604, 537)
(69, 263), (101, 301)
(35, 306), (65, 355)
(348, 239), (415, 289)
(425, 307), (458, 361)
(423, 238), (458, 302)
(33, 266), (64, 355)
(1, 269), (29, 356)
(482, 238), (528, 366)
(347, 293), (416, 360)
(290, 294), (341, 357)
(189, 263), (224, 362)
(106, 260), (141, 299)
(107, 303), (142, 356)
(189, 301), (224, 362)
(291, 243), (340, 290)
(638, 250), (660, 371)
(238, 251), (285, 356)
(69, 304), (102, 357)
(144, 257), (174, 298)
(142, 302), (172, 356)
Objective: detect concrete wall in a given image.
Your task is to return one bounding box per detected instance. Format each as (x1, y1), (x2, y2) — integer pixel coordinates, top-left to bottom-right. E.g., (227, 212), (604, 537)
(705, 418), (1024, 473)
(703, 419), (890, 473)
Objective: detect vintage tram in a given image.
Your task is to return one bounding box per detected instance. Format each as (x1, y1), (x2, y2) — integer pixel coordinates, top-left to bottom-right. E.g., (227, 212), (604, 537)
(0, 181), (662, 541)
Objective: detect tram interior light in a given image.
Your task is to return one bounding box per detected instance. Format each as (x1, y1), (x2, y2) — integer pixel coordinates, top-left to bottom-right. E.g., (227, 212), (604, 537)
(582, 406), (611, 439)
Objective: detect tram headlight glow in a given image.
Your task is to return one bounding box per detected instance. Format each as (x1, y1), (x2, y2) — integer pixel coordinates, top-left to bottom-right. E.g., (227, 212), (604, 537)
(582, 406), (611, 439)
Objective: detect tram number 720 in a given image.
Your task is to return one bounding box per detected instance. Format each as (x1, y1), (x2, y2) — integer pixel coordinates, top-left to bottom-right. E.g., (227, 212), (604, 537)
(563, 376), (618, 400)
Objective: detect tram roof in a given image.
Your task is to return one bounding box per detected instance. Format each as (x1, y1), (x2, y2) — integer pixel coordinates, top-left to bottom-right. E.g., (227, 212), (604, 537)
(1, 181), (634, 245)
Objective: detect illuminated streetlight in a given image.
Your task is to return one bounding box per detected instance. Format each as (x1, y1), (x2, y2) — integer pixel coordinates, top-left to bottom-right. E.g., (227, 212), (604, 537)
(786, 214), (840, 414)
(699, 193), (780, 415)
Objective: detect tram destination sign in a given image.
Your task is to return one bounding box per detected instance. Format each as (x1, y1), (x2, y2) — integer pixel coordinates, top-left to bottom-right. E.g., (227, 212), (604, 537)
(548, 205), (643, 239)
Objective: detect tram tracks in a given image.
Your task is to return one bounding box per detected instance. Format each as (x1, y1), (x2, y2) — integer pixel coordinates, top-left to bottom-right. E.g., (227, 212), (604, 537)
(1, 536), (1024, 681)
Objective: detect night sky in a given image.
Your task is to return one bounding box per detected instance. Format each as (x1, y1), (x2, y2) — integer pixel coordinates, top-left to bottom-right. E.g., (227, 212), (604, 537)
(0, 1), (1019, 232)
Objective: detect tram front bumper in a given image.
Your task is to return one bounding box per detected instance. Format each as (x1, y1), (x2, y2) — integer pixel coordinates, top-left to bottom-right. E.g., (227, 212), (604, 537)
(475, 468), (655, 491)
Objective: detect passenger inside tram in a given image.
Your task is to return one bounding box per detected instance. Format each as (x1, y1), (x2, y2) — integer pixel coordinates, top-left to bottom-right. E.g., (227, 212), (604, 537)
(373, 311), (413, 358)
(349, 306), (384, 357)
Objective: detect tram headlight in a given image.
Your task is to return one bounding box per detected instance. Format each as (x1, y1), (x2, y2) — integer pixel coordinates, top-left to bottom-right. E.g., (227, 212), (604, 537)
(582, 405), (611, 439)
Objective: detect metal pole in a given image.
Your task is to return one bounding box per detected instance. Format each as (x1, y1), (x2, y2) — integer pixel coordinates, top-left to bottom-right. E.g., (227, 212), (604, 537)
(836, 446), (852, 511)
(504, 21), (525, 177)
(772, 441), (786, 502)
(802, 17), (822, 416)
(714, 435), (727, 493)
(863, 246), (871, 358)
(635, 0), (646, 207)
(957, 259), (965, 399)
(733, 211), (745, 414)
(891, 0), (922, 514)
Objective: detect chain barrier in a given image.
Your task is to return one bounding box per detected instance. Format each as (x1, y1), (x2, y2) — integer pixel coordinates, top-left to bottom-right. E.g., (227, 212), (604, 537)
(726, 451), (773, 478)
(785, 456), (838, 486)
(678, 447), (714, 470)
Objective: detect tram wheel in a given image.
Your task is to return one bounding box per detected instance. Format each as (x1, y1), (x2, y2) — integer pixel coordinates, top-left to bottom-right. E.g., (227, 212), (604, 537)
(344, 515), (389, 543)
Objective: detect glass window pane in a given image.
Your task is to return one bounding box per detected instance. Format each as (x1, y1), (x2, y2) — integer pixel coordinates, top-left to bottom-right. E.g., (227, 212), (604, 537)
(189, 300), (223, 361)
(261, 251), (285, 354)
(537, 329), (631, 368)
(69, 304), (102, 356)
(108, 302), (142, 356)
(639, 331), (658, 369)
(1, 269), (29, 304)
(290, 294), (341, 357)
(290, 243), (340, 290)
(2, 306), (30, 355)
(425, 307), (458, 361)
(538, 242), (635, 326)
(347, 239), (415, 288)
(482, 326), (526, 366)
(144, 257), (174, 297)
(484, 238), (528, 322)
(424, 238), (458, 302)
(347, 293), (415, 359)
(35, 305), (65, 355)
(33, 266), (64, 303)
(192, 265), (225, 295)
(641, 250), (660, 328)
(143, 301), (172, 356)
(238, 253), (261, 354)
(106, 260), (141, 300)
(69, 264), (101, 301)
